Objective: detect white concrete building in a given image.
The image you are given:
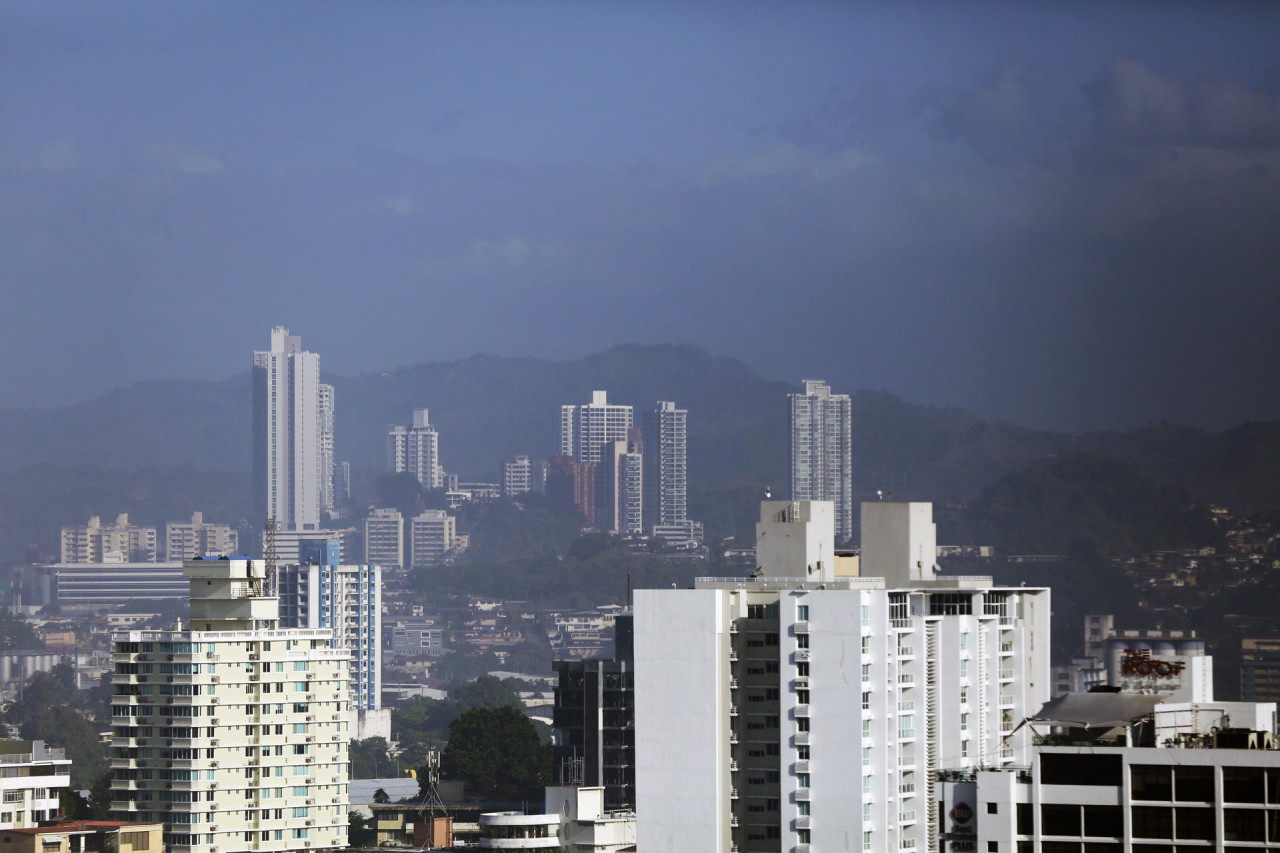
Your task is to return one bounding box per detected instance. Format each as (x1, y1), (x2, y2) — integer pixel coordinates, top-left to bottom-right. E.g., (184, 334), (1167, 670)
(937, 693), (1280, 852)
(634, 500), (1051, 853)
(478, 787), (636, 852)
(109, 557), (350, 852)
(277, 540), (388, 741)
(61, 514), (158, 563)
(363, 508), (404, 571)
(641, 401), (689, 532)
(606, 437), (644, 535)
(789, 379), (853, 543)
(319, 383), (336, 518)
(410, 510), (456, 570)
(560, 391), (633, 530)
(165, 512), (239, 562)
(0, 741), (70, 829)
(500, 456), (547, 497)
(253, 326), (323, 532)
(387, 408), (443, 489)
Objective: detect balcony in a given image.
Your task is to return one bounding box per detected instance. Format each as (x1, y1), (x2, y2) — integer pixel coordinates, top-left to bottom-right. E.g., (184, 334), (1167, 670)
(792, 621), (809, 634)
(794, 789), (810, 802)
(793, 705), (810, 718)
(794, 816), (811, 831)
(793, 732), (810, 746)
(794, 650), (810, 663)
(793, 760), (809, 773)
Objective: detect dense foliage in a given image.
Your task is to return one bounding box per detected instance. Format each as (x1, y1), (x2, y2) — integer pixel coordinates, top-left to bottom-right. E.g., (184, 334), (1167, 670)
(438, 705), (552, 802)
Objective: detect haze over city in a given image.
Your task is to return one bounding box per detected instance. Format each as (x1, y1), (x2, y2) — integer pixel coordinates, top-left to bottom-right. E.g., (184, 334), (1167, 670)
(3, 2), (1280, 431)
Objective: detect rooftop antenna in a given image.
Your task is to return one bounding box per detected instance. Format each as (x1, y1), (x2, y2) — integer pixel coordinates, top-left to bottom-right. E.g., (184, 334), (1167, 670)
(263, 516), (278, 596)
(877, 490), (884, 501)
(417, 745), (448, 818)
(561, 753), (585, 787)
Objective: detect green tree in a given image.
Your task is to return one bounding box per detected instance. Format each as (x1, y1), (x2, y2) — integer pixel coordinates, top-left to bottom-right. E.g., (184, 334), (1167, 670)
(349, 737), (391, 780)
(348, 811), (375, 847)
(439, 706), (551, 802)
(450, 675), (522, 711)
(372, 788), (391, 804)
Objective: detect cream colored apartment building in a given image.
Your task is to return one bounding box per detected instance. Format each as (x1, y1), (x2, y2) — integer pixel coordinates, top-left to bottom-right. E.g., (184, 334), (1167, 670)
(109, 557), (350, 853)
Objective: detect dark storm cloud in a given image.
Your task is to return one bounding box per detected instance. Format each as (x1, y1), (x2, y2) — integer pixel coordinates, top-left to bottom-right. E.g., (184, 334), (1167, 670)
(913, 64), (1060, 165)
(1085, 59), (1280, 149)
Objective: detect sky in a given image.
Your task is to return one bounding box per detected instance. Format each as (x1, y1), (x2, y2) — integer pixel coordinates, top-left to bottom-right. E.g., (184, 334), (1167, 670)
(2, 1), (1279, 432)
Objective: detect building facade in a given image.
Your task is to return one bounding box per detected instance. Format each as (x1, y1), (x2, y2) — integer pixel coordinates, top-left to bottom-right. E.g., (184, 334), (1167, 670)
(50, 562), (186, 612)
(1241, 638), (1280, 703)
(319, 383), (336, 519)
(363, 508), (404, 571)
(410, 511), (456, 570)
(0, 741), (70, 829)
(560, 391), (633, 530)
(387, 409), (443, 490)
(936, 695), (1280, 852)
(109, 557), (350, 853)
(789, 379), (853, 543)
(277, 541), (386, 741)
(165, 512), (239, 562)
(253, 326), (323, 532)
(547, 456), (595, 527)
(634, 501), (1051, 853)
(61, 515), (158, 563)
(604, 432), (644, 536)
(641, 401), (688, 533)
(501, 456), (547, 497)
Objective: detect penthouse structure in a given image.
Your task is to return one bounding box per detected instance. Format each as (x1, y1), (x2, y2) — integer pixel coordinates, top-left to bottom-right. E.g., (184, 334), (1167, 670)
(109, 557), (350, 852)
(634, 500), (1051, 852)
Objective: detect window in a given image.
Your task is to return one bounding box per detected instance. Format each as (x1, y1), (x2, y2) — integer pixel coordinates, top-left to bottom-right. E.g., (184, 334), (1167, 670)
(797, 689), (810, 704)
(797, 745), (809, 759)
(797, 605), (809, 621)
(960, 686), (968, 704)
(1131, 807), (1172, 839)
(1041, 804), (1081, 835)
(1223, 767), (1265, 803)
(863, 747), (871, 766)
(862, 664), (871, 683)
(797, 773), (810, 788)
(1084, 805), (1123, 838)
(862, 636), (871, 655)
(960, 632), (969, 650)
(1042, 753), (1123, 787)
(1174, 766), (1214, 802)
(959, 660), (968, 678)
(797, 662), (809, 676)
(960, 713), (969, 731)
(798, 801), (809, 816)
(987, 802), (998, 814)
(797, 634), (809, 649)
(797, 718), (810, 732)
(1132, 765), (1172, 801)
(861, 604), (869, 626)
(862, 691), (871, 710)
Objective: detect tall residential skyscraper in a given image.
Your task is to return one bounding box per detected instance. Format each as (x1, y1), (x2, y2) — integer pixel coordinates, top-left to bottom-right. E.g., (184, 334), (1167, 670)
(641, 401), (688, 532)
(110, 557), (350, 851)
(634, 500), (1050, 853)
(561, 391), (633, 530)
(253, 326), (323, 532)
(604, 430), (644, 535)
(319, 383), (336, 518)
(387, 408), (443, 489)
(278, 539), (388, 740)
(789, 379), (853, 543)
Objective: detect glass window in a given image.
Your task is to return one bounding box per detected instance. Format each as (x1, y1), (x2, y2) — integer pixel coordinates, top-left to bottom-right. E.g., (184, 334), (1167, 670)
(797, 605), (809, 621)
(1041, 804), (1081, 836)
(1174, 766), (1214, 802)
(1131, 765), (1173, 801)
(1084, 805), (1123, 838)
(1131, 807), (1172, 840)
(1223, 767), (1265, 803)
(1174, 807), (1214, 841)
(1223, 808), (1265, 842)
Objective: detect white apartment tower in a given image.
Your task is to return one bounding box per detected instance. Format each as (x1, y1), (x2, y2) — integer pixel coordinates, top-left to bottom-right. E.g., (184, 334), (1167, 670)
(634, 500), (1050, 853)
(410, 510), (456, 570)
(387, 409), (443, 489)
(363, 508), (404, 570)
(641, 401), (688, 531)
(500, 456), (547, 497)
(319, 383), (336, 518)
(789, 379), (853, 543)
(109, 557), (349, 852)
(560, 391), (633, 465)
(165, 512), (239, 562)
(277, 540), (388, 741)
(606, 435), (645, 535)
(561, 391), (634, 531)
(253, 327), (323, 532)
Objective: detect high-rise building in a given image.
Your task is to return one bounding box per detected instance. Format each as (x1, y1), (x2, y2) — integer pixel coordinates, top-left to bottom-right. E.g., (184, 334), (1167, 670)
(500, 456), (547, 497)
(277, 539), (387, 740)
(410, 510), (456, 570)
(547, 456), (595, 526)
(641, 401), (688, 533)
(61, 514), (158, 563)
(253, 326), (323, 532)
(789, 379), (853, 543)
(387, 408), (443, 489)
(560, 391), (633, 465)
(165, 512), (239, 561)
(364, 508), (404, 571)
(319, 383), (336, 518)
(603, 431), (644, 535)
(109, 557), (350, 852)
(553, 612), (635, 810)
(336, 462), (351, 505)
(634, 500), (1050, 852)
(561, 391), (633, 530)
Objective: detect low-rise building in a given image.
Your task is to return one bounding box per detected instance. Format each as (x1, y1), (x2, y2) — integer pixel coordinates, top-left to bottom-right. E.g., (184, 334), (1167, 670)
(0, 821), (162, 853)
(0, 741), (70, 828)
(478, 787), (636, 852)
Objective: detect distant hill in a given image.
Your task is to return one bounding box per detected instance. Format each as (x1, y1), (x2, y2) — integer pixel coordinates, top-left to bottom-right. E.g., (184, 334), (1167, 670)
(2, 344), (1280, 560)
